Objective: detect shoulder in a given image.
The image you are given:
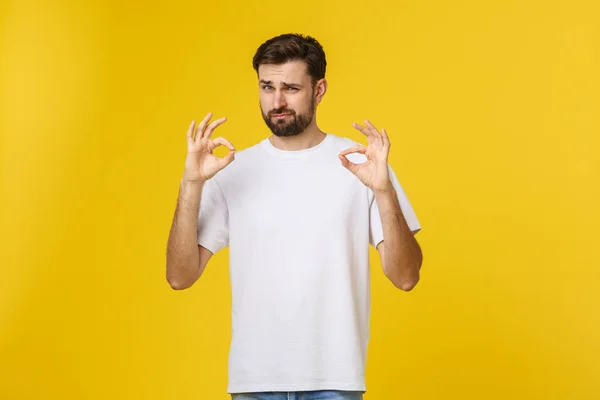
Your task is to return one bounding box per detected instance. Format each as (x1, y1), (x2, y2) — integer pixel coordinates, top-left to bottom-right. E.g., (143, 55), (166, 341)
(326, 133), (358, 149)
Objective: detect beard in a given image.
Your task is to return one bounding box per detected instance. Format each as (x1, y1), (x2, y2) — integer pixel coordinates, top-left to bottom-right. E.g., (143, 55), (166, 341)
(261, 98), (316, 137)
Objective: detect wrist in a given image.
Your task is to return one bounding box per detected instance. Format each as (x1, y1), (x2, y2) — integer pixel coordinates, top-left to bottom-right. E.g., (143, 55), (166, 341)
(181, 176), (206, 187)
(373, 181), (394, 196)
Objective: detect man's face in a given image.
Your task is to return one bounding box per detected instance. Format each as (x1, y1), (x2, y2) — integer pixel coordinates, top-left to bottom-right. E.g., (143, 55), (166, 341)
(258, 60), (317, 137)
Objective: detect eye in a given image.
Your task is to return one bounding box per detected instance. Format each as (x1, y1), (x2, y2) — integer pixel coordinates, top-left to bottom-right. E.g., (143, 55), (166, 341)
(287, 87), (299, 91)
(262, 85), (273, 90)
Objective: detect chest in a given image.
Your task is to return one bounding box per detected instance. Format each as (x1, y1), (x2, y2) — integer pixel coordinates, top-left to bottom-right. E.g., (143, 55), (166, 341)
(227, 160), (370, 232)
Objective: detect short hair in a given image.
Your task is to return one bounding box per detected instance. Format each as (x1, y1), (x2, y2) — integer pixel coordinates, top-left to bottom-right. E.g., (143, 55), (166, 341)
(252, 33), (327, 85)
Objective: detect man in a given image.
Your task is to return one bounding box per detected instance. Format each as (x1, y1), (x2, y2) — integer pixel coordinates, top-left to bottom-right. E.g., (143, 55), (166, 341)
(166, 33), (423, 400)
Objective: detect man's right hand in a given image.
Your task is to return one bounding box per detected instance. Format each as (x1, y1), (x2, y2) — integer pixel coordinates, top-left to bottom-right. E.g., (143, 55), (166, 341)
(183, 112), (236, 183)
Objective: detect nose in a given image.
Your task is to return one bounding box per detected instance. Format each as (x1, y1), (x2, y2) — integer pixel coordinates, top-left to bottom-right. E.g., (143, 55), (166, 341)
(273, 89), (287, 110)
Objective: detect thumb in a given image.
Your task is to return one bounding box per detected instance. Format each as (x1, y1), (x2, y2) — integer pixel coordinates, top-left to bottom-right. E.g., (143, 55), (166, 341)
(338, 154), (358, 174)
(219, 150), (236, 169)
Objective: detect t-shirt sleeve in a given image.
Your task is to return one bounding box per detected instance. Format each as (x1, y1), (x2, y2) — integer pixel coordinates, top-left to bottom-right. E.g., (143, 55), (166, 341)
(197, 177), (229, 254)
(369, 164), (421, 248)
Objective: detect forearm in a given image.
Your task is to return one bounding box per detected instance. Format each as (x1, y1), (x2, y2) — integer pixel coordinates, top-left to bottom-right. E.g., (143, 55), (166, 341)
(375, 185), (422, 290)
(166, 179), (204, 288)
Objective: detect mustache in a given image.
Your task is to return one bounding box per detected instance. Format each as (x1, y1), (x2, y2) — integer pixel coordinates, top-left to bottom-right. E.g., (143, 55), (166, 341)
(268, 108), (296, 116)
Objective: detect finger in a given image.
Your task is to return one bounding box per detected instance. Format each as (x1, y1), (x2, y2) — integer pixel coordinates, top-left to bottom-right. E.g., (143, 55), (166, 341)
(365, 119), (380, 133)
(339, 144), (367, 157)
(338, 153), (359, 173)
(218, 149), (236, 169)
(211, 137), (236, 169)
(381, 127), (391, 147)
(365, 119), (383, 147)
(187, 120), (196, 142)
(338, 145), (367, 174)
(203, 117), (227, 139)
(211, 136), (235, 152)
(195, 112), (213, 140)
(352, 123), (376, 143)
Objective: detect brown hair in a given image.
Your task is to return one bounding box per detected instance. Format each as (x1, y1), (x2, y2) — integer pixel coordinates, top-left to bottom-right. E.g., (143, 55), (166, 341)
(252, 33), (327, 85)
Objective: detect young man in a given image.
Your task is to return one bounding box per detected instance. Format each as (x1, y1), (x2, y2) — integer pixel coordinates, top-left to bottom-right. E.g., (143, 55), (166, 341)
(166, 33), (423, 400)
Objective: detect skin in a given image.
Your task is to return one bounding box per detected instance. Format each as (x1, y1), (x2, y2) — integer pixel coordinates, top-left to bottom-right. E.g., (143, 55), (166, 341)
(258, 60), (328, 150)
(166, 59), (422, 291)
(339, 121), (423, 290)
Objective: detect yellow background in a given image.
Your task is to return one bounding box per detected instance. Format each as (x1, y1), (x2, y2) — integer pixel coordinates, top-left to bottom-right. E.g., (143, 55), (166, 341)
(1, 0), (599, 399)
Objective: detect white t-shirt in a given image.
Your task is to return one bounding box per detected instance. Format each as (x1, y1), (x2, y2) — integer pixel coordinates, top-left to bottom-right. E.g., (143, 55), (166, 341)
(197, 133), (421, 394)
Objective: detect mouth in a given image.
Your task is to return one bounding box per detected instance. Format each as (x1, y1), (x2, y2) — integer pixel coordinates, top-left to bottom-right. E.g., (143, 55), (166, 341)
(271, 113), (293, 120)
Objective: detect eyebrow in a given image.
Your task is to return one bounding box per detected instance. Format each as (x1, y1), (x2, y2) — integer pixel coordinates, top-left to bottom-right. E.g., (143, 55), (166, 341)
(259, 80), (303, 88)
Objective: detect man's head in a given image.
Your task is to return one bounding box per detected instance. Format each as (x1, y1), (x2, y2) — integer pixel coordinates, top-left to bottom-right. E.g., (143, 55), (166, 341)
(252, 33), (327, 137)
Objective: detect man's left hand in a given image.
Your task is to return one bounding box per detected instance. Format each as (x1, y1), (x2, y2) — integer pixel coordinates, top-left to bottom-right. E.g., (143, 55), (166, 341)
(338, 120), (393, 193)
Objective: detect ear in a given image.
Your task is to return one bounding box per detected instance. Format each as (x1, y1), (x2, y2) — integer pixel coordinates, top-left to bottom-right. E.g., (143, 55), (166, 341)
(314, 78), (328, 105)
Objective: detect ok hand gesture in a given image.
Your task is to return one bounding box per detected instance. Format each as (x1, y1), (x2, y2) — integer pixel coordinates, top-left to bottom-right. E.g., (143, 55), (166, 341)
(338, 120), (392, 193)
(183, 113), (236, 183)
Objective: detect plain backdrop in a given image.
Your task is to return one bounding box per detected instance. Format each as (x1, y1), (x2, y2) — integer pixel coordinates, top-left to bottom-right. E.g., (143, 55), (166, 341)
(1, 0), (599, 399)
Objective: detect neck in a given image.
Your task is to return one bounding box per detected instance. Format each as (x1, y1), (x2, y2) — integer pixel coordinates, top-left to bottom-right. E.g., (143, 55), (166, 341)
(268, 121), (326, 151)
